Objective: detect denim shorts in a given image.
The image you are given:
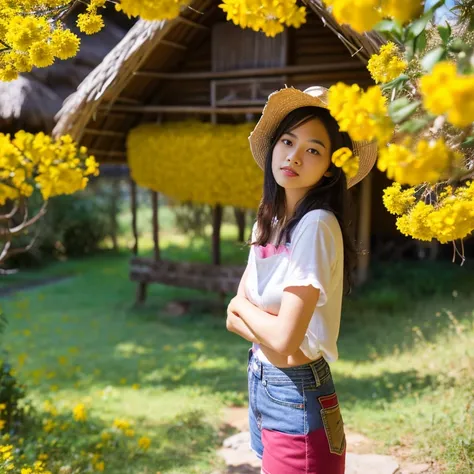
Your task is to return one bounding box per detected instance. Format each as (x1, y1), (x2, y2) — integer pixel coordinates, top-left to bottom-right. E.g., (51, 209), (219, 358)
(247, 348), (346, 474)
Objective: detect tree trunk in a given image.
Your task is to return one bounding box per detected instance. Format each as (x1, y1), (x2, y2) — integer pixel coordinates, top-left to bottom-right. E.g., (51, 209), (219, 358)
(234, 208), (246, 242)
(212, 204), (223, 266)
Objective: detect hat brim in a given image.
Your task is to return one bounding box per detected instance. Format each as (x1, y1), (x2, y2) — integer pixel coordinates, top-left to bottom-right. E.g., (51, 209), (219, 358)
(248, 87), (378, 188)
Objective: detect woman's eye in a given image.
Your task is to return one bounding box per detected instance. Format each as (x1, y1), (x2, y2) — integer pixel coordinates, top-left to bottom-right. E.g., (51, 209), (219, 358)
(282, 139), (292, 146)
(308, 148), (320, 155)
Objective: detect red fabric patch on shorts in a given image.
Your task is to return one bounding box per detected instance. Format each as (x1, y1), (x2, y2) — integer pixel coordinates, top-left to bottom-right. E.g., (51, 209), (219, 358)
(262, 428), (345, 474)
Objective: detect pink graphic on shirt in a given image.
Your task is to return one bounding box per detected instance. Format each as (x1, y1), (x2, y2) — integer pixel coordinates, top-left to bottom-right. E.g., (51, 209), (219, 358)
(255, 243), (290, 259)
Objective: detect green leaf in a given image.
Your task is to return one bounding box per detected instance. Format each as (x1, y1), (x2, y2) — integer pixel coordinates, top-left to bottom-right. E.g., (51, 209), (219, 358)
(421, 46), (446, 72)
(461, 137), (474, 148)
(448, 38), (469, 53)
(414, 30), (427, 54)
(407, 0), (445, 39)
(374, 19), (403, 40)
(388, 98), (421, 124)
(437, 22), (451, 44)
(398, 117), (431, 134)
(381, 74), (409, 92)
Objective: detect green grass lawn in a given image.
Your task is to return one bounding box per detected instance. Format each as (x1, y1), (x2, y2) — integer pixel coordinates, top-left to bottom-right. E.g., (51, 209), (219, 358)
(1, 234), (473, 473)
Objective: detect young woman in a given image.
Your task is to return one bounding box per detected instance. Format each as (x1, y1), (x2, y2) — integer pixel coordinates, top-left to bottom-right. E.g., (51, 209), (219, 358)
(226, 86), (377, 474)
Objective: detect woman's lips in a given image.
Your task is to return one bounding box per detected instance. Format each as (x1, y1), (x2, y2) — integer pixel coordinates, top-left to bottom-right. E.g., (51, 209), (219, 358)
(281, 168), (299, 177)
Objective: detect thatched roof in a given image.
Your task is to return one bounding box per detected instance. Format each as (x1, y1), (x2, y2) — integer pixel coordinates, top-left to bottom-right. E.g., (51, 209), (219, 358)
(53, 0), (386, 161)
(0, 19), (128, 133)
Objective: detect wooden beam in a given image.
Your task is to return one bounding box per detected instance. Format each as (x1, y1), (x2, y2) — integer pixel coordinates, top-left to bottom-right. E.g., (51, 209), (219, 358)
(151, 191), (160, 262)
(134, 61), (364, 81)
(99, 105), (263, 115)
(176, 16), (209, 30)
(160, 39), (187, 50)
(88, 149), (126, 158)
(84, 129), (126, 138)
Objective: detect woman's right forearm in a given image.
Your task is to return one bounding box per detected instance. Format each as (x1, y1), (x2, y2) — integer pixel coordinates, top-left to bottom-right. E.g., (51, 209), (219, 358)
(226, 311), (260, 344)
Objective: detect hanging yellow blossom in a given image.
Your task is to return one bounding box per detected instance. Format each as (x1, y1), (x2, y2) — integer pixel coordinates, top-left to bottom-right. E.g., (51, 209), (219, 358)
(0, 131), (99, 205)
(377, 138), (463, 186)
(420, 62), (474, 128)
(381, 0), (424, 25)
(382, 182), (416, 215)
(219, 0), (306, 37)
(117, 0), (190, 20)
(331, 147), (360, 179)
(328, 82), (393, 145)
(367, 42), (407, 84)
(323, 0), (424, 32)
(127, 121), (263, 210)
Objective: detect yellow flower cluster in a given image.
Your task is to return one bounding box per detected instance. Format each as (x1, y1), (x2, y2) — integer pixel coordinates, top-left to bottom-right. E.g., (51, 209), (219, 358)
(367, 42), (407, 84)
(127, 122), (263, 210)
(383, 181), (474, 243)
(72, 403), (87, 422)
(377, 138), (463, 186)
(0, 1), (109, 81)
(1, 443), (52, 474)
(328, 82), (393, 145)
(420, 61), (474, 128)
(219, 0), (306, 37)
(331, 147), (360, 179)
(323, 0), (423, 33)
(117, 0), (190, 20)
(0, 131), (99, 206)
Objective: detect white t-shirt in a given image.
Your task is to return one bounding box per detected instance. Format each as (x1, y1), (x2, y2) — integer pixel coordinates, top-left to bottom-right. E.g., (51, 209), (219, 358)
(244, 209), (344, 363)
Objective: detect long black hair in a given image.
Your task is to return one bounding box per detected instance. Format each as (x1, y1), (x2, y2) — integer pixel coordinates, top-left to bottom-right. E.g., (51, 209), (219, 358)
(253, 106), (357, 293)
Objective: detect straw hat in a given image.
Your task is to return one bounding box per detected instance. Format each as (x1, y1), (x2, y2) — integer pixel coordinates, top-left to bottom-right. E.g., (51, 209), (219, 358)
(248, 85), (378, 188)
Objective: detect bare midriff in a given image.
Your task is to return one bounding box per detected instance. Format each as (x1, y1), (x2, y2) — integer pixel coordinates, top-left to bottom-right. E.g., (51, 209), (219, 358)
(258, 344), (322, 368)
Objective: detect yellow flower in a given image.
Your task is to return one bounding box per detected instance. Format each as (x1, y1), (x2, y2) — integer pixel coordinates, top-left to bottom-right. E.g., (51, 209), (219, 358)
(324, 0), (382, 33)
(72, 403), (87, 422)
(382, 183), (416, 215)
(420, 62), (474, 128)
(138, 436), (151, 450)
(113, 418), (131, 431)
(219, 0), (306, 37)
(51, 29), (81, 60)
(367, 42), (407, 84)
(93, 460), (105, 472)
(381, 0), (424, 24)
(331, 147), (360, 179)
(328, 83), (393, 145)
(76, 13), (105, 34)
(125, 429), (135, 437)
(29, 42), (55, 68)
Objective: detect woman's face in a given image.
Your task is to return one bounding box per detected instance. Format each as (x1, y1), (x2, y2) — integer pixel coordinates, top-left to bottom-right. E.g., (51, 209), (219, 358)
(271, 118), (332, 193)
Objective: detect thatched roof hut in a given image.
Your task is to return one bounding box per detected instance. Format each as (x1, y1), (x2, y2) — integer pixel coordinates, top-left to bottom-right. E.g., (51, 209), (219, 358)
(53, 0), (386, 160)
(0, 18), (128, 133)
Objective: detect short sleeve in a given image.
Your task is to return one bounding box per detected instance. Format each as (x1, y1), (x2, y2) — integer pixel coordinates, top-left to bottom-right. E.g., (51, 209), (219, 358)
(283, 218), (338, 307)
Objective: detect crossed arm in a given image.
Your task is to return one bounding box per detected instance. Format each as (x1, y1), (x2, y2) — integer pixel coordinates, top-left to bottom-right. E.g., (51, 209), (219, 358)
(226, 265), (320, 356)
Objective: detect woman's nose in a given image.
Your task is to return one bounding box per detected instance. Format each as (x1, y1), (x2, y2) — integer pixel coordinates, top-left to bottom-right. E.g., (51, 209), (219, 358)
(287, 150), (301, 166)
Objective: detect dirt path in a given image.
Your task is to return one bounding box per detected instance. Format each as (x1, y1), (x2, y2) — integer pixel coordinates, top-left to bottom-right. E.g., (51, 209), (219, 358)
(216, 407), (437, 474)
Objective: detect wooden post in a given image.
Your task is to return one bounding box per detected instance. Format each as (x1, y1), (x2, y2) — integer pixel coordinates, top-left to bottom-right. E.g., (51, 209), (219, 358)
(130, 179), (138, 256)
(356, 173), (372, 286)
(212, 204), (223, 266)
(110, 179), (120, 251)
(151, 190), (160, 261)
